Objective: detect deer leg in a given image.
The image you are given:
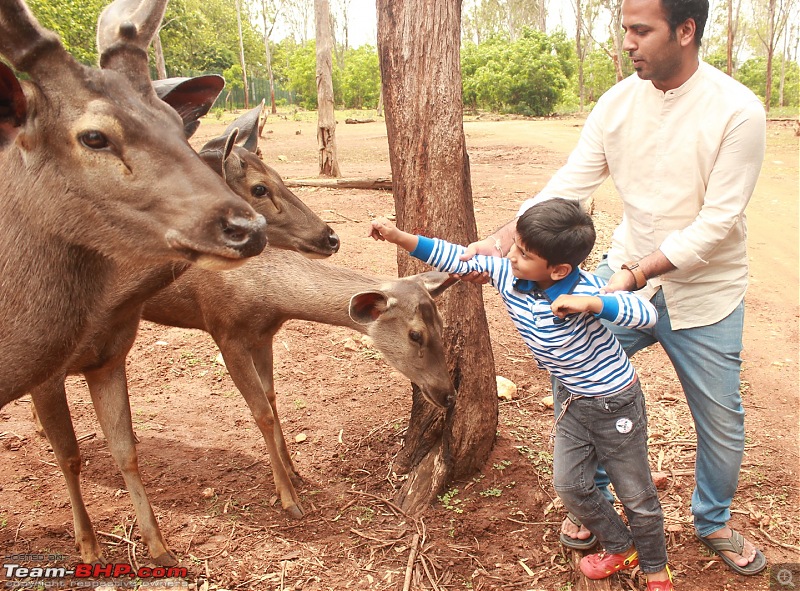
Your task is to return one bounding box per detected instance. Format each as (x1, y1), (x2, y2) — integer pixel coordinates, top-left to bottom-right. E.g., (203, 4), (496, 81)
(83, 362), (177, 566)
(30, 377), (104, 564)
(217, 338), (304, 518)
(251, 343), (302, 484)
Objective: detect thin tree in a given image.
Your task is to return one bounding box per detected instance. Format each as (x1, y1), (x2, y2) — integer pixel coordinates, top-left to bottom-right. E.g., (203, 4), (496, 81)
(235, 0), (250, 109)
(153, 31), (167, 79)
(377, 0), (498, 514)
(315, 0), (341, 176)
(756, 0), (794, 112)
(261, 0), (283, 114)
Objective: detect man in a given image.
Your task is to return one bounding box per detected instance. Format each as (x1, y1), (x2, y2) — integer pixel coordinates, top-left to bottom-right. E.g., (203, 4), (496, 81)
(460, 0), (767, 576)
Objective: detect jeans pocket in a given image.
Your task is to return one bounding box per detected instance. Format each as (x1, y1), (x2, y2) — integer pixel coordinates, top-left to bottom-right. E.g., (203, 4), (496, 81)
(602, 383), (642, 414)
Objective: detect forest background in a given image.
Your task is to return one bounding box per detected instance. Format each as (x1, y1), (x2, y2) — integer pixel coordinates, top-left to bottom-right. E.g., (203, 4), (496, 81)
(23, 0), (800, 118)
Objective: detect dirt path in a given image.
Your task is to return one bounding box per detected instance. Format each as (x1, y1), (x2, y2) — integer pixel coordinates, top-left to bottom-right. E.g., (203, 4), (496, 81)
(0, 114), (797, 591)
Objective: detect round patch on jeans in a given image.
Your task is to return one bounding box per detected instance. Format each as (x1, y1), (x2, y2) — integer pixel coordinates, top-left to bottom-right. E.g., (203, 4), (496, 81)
(616, 418), (633, 434)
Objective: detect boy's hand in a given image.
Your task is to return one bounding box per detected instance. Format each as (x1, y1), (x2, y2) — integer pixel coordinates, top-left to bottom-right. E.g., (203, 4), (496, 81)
(369, 217), (400, 243)
(551, 294), (602, 318)
(369, 216), (419, 252)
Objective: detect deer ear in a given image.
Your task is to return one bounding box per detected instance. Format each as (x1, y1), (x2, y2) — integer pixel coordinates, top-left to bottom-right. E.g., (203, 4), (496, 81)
(223, 99), (264, 153)
(349, 291), (391, 325)
(0, 62), (27, 147)
(416, 271), (459, 299)
(152, 75), (224, 139)
(199, 128), (239, 177)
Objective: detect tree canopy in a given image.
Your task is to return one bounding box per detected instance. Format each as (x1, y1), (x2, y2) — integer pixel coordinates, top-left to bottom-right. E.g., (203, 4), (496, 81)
(22, 0), (799, 114)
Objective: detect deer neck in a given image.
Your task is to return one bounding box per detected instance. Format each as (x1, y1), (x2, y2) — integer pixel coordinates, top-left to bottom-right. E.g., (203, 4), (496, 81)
(265, 250), (381, 332)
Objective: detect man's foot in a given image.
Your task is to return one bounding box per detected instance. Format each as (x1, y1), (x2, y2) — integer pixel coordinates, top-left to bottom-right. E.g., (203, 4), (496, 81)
(695, 527), (767, 575)
(560, 512), (597, 550)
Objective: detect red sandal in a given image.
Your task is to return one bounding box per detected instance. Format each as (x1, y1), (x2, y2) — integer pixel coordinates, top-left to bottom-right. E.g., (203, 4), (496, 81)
(646, 566), (674, 590)
(579, 547), (639, 579)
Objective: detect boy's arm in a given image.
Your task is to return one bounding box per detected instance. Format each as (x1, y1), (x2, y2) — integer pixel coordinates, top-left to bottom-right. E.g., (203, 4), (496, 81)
(369, 217), (506, 284)
(551, 292), (657, 329)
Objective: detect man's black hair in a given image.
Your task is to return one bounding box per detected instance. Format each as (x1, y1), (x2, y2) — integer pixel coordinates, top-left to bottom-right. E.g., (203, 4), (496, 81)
(662, 0), (708, 46)
(515, 198), (595, 269)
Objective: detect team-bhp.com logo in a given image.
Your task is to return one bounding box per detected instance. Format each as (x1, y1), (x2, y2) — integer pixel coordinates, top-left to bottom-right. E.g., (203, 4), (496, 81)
(3, 558), (187, 588)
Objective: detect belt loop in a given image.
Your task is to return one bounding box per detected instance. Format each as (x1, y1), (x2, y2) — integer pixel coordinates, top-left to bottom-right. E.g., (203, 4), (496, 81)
(549, 390), (584, 444)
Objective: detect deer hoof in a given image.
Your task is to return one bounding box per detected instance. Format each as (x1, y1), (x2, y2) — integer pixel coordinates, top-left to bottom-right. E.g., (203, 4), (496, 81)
(286, 503), (304, 520)
(152, 550), (179, 567)
(76, 542), (105, 565)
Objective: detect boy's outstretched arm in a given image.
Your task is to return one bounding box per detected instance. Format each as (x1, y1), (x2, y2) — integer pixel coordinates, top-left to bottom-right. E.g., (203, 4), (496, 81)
(369, 217), (419, 252)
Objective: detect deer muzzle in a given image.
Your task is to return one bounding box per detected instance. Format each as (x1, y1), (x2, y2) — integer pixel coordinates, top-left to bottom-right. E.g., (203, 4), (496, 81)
(164, 211), (267, 270)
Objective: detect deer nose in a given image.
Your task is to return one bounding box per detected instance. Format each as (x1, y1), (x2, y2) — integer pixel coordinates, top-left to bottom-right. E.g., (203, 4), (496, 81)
(220, 213), (268, 257)
(328, 229), (341, 253)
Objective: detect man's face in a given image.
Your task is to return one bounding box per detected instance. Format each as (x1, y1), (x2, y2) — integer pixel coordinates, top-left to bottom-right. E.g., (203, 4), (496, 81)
(621, 0), (686, 91)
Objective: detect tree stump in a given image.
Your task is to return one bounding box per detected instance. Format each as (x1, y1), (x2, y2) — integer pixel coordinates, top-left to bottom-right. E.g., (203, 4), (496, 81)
(570, 550), (615, 591)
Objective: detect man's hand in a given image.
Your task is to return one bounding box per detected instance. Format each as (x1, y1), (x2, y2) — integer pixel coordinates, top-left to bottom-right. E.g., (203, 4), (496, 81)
(551, 294), (602, 318)
(599, 270), (637, 294)
(459, 236), (498, 260)
(457, 236), (498, 284)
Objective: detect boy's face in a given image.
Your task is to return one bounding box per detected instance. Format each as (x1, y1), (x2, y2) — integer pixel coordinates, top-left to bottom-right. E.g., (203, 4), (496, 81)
(508, 233), (558, 285)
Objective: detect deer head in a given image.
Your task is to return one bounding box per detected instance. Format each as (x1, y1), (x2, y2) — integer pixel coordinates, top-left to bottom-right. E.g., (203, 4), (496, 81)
(349, 271), (458, 409)
(0, 0), (267, 269)
(197, 102), (341, 258)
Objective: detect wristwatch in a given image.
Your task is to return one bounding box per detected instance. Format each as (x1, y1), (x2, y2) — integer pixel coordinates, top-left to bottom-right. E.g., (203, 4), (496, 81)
(621, 261), (647, 290)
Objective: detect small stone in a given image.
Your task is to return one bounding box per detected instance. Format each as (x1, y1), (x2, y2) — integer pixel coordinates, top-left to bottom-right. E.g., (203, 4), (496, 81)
(496, 376), (517, 400)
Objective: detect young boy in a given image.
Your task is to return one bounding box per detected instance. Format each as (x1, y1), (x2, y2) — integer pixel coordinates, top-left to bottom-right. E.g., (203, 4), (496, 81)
(370, 198), (673, 590)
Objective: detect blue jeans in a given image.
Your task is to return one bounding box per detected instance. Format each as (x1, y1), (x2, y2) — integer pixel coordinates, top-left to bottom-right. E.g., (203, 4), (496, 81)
(559, 257), (746, 537)
(553, 380), (668, 573)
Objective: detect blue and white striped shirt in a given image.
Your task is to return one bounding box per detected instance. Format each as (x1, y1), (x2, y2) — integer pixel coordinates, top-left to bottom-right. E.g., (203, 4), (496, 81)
(412, 236), (658, 397)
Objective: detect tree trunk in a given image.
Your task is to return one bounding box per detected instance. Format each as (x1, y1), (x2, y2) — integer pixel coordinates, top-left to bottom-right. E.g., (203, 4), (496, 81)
(764, 0), (776, 112)
(235, 0), (250, 109)
(153, 31), (167, 79)
(726, 0), (734, 75)
(261, 1), (278, 115)
(376, 0), (498, 515)
(576, 0), (585, 111)
(315, 0), (341, 177)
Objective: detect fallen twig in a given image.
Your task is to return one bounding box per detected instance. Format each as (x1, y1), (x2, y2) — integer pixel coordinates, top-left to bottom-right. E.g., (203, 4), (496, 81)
(347, 489), (411, 520)
(402, 532), (420, 591)
(757, 526), (800, 552)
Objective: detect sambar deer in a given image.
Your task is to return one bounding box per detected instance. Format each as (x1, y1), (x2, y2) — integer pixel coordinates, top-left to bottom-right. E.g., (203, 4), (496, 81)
(28, 94), (340, 565)
(0, 0), (267, 409)
(141, 250), (457, 520)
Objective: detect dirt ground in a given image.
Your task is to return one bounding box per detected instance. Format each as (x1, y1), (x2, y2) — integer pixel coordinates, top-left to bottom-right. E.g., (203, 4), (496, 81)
(1, 112), (798, 591)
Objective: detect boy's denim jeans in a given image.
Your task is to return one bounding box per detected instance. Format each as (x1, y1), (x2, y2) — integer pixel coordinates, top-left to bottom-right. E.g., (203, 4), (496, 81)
(552, 380), (668, 573)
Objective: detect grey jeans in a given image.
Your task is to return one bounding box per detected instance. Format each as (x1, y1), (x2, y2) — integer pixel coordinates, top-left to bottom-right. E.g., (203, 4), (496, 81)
(552, 380), (668, 573)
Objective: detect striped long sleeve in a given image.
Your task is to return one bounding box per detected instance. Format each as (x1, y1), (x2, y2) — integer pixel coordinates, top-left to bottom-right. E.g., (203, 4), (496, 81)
(411, 236), (657, 396)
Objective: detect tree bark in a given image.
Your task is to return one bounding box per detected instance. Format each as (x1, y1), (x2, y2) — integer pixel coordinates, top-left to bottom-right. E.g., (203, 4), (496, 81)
(377, 0), (498, 515)
(153, 31), (167, 79)
(235, 0), (250, 109)
(261, 1), (279, 115)
(315, 0), (341, 177)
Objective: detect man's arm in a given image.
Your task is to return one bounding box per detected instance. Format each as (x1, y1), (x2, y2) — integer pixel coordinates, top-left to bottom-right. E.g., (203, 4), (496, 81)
(602, 249), (676, 293)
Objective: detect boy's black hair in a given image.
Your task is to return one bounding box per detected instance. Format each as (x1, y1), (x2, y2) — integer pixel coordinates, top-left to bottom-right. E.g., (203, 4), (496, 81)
(515, 198), (595, 269)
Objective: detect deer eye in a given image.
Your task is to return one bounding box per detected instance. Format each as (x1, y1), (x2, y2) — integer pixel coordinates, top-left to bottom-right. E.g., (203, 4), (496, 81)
(251, 184), (269, 198)
(79, 130), (110, 150)
(409, 330), (423, 344)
